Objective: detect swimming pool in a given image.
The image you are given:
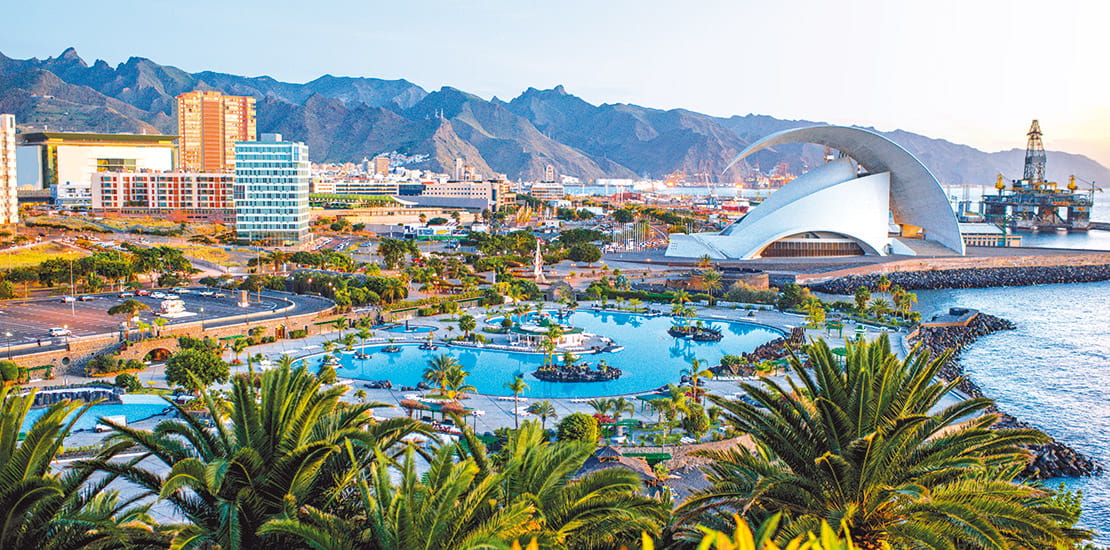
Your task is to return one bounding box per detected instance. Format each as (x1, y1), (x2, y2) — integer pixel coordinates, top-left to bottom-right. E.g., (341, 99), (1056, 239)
(380, 323), (437, 334)
(22, 393), (172, 432)
(332, 310), (782, 398)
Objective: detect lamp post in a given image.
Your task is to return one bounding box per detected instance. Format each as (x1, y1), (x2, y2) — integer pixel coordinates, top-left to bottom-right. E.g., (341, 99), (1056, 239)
(199, 307), (205, 330)
(63, 324), (70, 349)
(4, 331), (11, 360)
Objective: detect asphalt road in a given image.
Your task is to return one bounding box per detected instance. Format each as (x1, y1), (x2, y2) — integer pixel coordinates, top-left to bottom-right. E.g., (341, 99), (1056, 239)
(0, 288), (330, 355)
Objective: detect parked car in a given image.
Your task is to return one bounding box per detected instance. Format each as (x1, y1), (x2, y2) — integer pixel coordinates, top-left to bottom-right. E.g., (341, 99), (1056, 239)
(48, 327), (72, 337)
(164, 294), (180, 300)
(79, 295), (95, 302)
(151, 292), (166, 299)
(199, 290), (215, 297)
(136, 290), (151, 296)
(119, 292), (135, 298)
(61, 296), (76, 303)
(173, 287), (192, 294)
(214, 292), (228, 298)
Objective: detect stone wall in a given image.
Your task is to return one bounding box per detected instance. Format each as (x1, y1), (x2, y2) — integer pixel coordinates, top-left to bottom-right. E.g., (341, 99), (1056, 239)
(797, 250), (1110, 285)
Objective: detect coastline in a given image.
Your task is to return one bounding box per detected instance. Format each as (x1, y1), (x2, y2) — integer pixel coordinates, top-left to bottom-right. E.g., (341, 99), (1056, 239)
(909, 313), (1103, 479)
(807, 263), (1110, 294)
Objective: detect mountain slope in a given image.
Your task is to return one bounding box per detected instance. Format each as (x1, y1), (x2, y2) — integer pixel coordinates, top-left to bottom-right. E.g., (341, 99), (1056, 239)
(0, 47), (1106, 187)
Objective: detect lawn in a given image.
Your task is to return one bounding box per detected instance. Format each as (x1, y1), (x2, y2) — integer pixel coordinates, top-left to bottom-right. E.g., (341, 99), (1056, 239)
(24, 215), (108, 233)
(0, 242), (88, 269)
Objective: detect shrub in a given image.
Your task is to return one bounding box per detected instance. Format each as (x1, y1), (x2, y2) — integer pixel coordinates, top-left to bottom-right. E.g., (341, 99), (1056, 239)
(288, 329), (308, 339)
(557, 412), (599, 442)
(114, 372), (142, 392)
(722, 281), (779, 305)
(681, 404), (711, 438)
(0, 360), (20, 382)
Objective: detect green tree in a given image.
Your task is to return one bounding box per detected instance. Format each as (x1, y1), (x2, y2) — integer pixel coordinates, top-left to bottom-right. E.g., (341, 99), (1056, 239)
(86, 361), (419, 550)
(526, 399), (558, 430)
(231, 337), (250, 365)
(164, 347), (229, 391)
(458, 313), (477, 340)
(0, 386), (160, 549)
(556, 412), (599, 443)
(677, 335), (1089, 548)
(853, 285), (871, 312)
(680, 357), (714, 404)
(505, 376), (529, 430)
(567, 242), (602, 263)
(423, 354), (459, 395)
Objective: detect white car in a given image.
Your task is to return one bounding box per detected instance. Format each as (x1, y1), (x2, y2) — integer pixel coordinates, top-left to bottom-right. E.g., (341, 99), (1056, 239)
(199, 290), (215, 297)
(164, 294), (180, 300)
(173, 287), (192, 294)
(48, 327), (72, 337)
(61, 296), (76, 303)
(151, 292), (166, 299)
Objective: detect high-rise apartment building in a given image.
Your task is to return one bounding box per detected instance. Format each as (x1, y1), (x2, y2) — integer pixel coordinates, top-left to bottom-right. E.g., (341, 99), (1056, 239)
(373, 155), (390, 177)
(234, 134), (310, 245)
(177, 90), (256, 173)
(93, 171), (234, 222)
(0, 114), (17, 224)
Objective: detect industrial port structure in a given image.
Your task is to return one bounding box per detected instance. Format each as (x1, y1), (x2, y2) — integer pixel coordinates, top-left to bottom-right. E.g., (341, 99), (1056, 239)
(982, 120), (1096, 232)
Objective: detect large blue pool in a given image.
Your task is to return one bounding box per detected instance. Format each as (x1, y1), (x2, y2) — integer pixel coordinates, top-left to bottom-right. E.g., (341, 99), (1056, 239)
(22, 393), (172, 432)
(332, 310), (782, 398)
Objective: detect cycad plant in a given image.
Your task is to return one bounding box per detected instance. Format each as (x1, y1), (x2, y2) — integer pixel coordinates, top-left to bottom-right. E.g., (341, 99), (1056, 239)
(675, 334), (1089, 549)
(0, 386), (161, 549)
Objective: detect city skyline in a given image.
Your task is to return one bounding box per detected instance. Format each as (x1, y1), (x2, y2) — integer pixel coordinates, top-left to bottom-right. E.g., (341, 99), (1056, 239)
(1, 0), (1107, 168)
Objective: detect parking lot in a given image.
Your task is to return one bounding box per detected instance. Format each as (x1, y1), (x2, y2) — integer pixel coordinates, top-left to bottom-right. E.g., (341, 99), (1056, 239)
(0, 288), (285, 349)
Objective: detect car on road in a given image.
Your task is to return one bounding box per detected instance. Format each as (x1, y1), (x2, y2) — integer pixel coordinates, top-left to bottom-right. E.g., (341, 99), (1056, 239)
(214, 292), (228, 298)
(48, 327), (72, 337)
(136, 290), (151, 296)
(62, 296), (76, 303)
(164, 294), (180, 300)
(79, 295), (95, 302)
(119, 292), (135, 298)
(199, 290), (215, 297)
(172, 287), (191, 294)
(151, 292), (166, 299)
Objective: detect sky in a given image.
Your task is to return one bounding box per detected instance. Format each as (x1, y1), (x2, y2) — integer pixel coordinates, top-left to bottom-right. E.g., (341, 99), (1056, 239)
(2, 0), (1108, 166)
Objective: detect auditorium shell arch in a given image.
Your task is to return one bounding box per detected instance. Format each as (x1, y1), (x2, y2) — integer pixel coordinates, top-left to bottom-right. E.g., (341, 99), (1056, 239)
(665, 125), (965, 260)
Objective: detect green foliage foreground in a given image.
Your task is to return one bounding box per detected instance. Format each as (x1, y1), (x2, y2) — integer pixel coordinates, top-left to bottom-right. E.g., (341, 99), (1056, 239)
(0, 335), (1095, 549)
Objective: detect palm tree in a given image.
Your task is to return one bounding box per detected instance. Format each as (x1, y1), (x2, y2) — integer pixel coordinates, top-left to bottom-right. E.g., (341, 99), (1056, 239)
(699, 269), (723, 297)
(876, 273), (892, 294)
(261, 446), (535, 550)
(85, 361), (419, 550)
(505, 376), (529, 429)
(0, 386), (161, 549)
(231, 337), (250, 365)
(526, 400), (558, 430)
(610, 397), (635, 422)
(442, 365), (476, 401)
(423, 354), (459, 395)
(587, 398), (612, 417)
(672, 289), (691, 305)
(868, 298), (892, 318)
(458, 313), (477, 340)
(680, 357), (714, 404)
(676, 334), (1087, 548)
(329, 317), (347, 339)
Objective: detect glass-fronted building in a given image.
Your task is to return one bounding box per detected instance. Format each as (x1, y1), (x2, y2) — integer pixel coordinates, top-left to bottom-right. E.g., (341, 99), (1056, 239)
(234, 134), (310, 245)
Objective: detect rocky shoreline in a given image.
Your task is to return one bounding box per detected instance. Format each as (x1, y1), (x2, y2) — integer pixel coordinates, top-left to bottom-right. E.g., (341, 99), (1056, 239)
(910, 313), (1103, 479)
(808, 264), (1110, 294)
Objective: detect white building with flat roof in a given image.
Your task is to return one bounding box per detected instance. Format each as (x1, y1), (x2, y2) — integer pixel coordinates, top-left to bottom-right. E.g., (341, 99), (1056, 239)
(0, 114), (17, 223)
(16, 132), (175, 193)
(234, 133), (310, 245)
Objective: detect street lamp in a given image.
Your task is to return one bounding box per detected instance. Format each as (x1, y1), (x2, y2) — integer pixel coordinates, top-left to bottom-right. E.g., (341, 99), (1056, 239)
(63, 324), (70, 348)
(4, 331), (11, 360)
(199, 307), (205, 330)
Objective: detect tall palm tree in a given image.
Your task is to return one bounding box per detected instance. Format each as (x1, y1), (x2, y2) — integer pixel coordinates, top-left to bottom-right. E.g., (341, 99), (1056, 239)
(505, 376), (529, 430)
(0, 386), (162, 549)
(680, 357), (714, 404)
(526, 400), (558, 430)
(610, 397), (635, 422)
(442, 366), (477, 401)
(699, 269), (723, 297)
(423, 354), (459, 395)
(675, 335), (1088, 548)
(458, 314), (477, 340)
(231, 337), (250, 365)
(84, 361), (414, 550)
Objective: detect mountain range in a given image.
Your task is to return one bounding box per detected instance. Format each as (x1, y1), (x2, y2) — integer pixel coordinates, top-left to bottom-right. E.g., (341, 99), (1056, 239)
(1, 47), (1107, 188)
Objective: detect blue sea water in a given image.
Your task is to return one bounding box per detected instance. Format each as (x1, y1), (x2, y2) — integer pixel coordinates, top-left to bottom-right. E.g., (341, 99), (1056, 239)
(917, 282), (1110, 539)
(331, 309), (781, 398)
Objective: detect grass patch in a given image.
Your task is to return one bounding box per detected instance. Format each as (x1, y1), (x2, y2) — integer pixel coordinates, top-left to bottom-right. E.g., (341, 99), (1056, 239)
(167, 244), (253, 267)
(25, 215), (108, 233)
(0, 242), (88, 268)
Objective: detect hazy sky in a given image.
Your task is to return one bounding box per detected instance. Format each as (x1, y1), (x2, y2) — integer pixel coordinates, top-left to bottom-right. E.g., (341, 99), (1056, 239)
(3, 0), (1108, 166)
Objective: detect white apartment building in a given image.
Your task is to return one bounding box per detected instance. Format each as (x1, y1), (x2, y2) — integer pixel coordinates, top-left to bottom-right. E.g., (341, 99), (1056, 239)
(234, 134), (310, 244)
(92, 171), (234, 221)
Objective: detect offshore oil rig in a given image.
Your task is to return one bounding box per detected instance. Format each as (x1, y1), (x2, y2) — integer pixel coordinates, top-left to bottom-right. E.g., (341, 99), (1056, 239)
(982, 120), (1096, 232)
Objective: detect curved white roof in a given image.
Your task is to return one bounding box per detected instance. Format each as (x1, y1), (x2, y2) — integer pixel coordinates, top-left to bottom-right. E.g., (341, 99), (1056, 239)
(726, 125), (965, 255)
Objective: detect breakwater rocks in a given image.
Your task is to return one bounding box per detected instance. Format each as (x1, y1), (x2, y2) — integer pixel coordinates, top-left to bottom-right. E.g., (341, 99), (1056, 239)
(910, 313), (1102, 479)
(809, 264), (1110, 294)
